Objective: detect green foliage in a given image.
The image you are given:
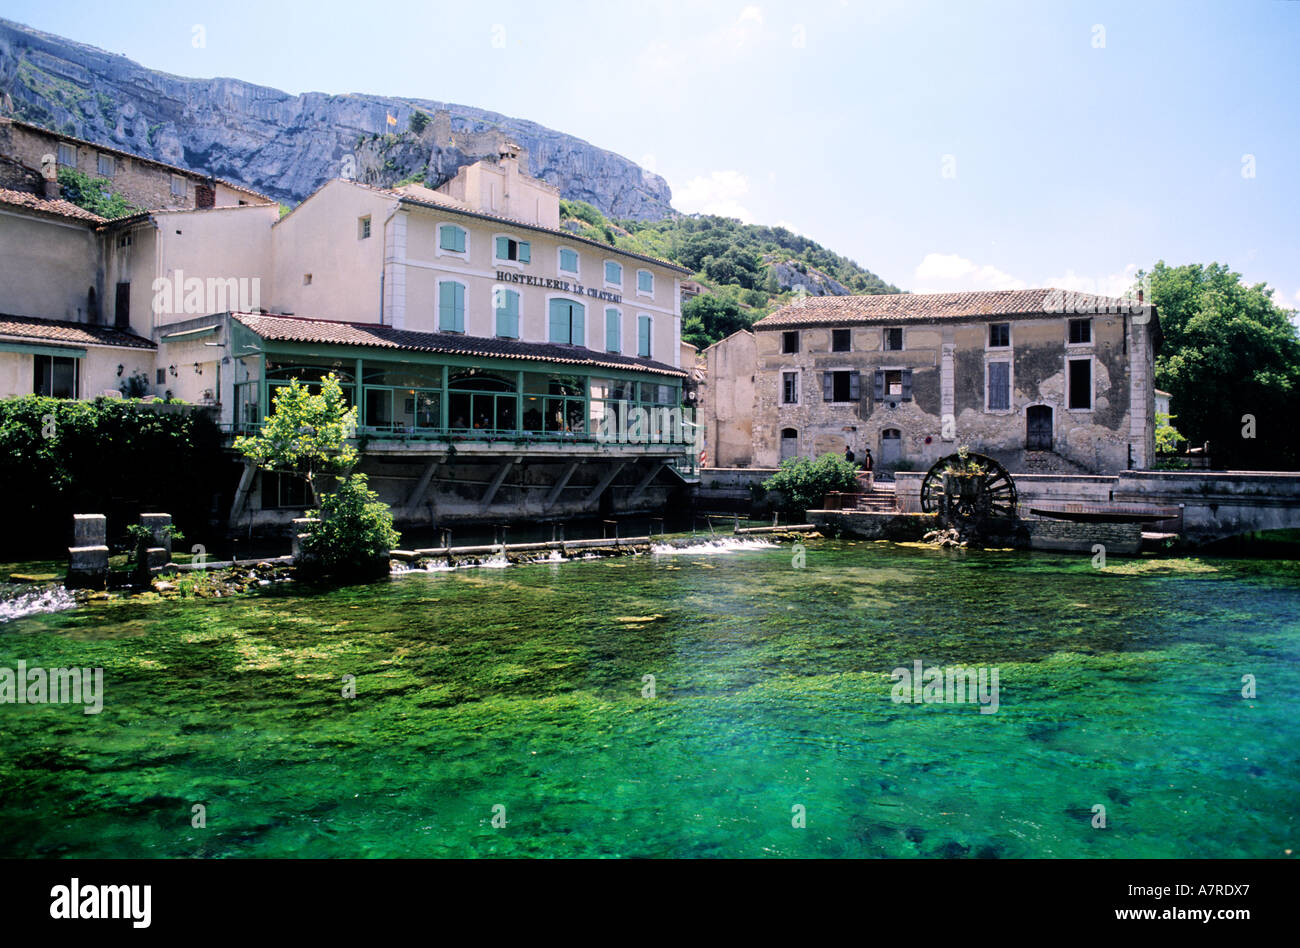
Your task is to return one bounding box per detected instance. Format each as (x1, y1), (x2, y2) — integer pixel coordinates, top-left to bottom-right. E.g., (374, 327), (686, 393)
(408, 110), (431, 134)
(234, 374), (358, 503)
(762, 453), (863, 514)
(56, 166), (140, 219)
(301, 474), (400, 580)
(120, 371), (149, 398)
(1142, 261), (1300, 468)
(1155, 411), (1185, 454)
(0, 396), (225, 556)
(681, 294), (752, 348)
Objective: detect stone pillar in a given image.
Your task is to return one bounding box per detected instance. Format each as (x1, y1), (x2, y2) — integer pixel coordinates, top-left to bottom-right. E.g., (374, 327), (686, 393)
(292, 518), (320, 564)
(139, 513), (173, 557)
(67, 514), (109, 590)
(940, 337), (956, 443)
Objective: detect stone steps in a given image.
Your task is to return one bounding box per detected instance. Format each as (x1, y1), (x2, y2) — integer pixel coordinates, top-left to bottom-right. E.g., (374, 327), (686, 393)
(1017, 451), (1093, 476)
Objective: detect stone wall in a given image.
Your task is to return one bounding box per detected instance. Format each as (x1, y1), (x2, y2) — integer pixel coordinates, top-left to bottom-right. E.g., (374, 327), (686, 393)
(1025, 520), (1140, 554)
(700, 331), (756, 467)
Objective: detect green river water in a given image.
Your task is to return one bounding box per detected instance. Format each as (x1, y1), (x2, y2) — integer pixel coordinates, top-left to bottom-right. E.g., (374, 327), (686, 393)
(1, 539), (1297, 858)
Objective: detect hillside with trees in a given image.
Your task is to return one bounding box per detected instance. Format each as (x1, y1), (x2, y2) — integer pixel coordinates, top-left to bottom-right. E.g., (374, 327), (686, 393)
(558, 200), (901, 349)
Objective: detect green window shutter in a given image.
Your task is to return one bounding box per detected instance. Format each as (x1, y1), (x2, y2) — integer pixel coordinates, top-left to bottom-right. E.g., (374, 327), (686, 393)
(496, 236), (509, 260)
(518, 241), (530, 263)
(638, 270), (653, 293)
(497, 290), (520, 338)
(988, 362), (1010, 410)
(549, 298), (570, 344)
(637, 315), (651, 357)
(560, 248), (578, 272)
(440, 282), (465, 332)
(572, 303), (585, 346)
(848, 371), (861, 401)
(873, 370), (886, 400)
(606, 308), (620, 353)
(606, 261), (621, 284)
(901, 369), (914, 401)
(441, 225), (465, 253)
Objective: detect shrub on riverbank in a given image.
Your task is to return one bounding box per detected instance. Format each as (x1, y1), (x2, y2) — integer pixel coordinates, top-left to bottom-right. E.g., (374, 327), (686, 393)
(762, 454), (862, 515)
(299, 474), (399, 581)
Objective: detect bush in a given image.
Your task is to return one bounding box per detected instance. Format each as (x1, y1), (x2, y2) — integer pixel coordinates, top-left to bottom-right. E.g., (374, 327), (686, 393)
(300, 474), (400, 580)
(761, 453), (862, 514)
(57, 167), (140, 219)
(0, 396), (226, 556)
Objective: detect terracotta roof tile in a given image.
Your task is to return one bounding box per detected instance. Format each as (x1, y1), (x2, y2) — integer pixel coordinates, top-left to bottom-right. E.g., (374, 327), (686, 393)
(0, 313), (156, 349)
(0, 187), (106, 224)
(233, 313), (686, 377)
(754, 288), (1151, 328)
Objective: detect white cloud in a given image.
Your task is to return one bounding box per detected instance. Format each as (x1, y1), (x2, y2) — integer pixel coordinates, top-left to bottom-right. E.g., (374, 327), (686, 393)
(913, 253), (1027, 293)
(1041, 264), (1141, 299)
(674, 169), (753, 221)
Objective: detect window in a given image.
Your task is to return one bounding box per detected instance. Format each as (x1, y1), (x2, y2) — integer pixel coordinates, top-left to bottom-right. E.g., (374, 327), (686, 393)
(358, 215), (372, 239)
(1068, 358), (1092, 410)
(549, 298), (586, 345)
(605, 261), (623, 286)
(605, 307), (621, 353)
(265, 471), (309, 510)
(97, 153), (115, 177)
(884, 327), (904, 351)
(1068, 318), (1091, 345)
(637, 315), (653, 357)
(559, 247), (579, 274)
(782, 331), (800, 354)
(782, 372), (798, 405)
(170, 175), (186, 197)
(873, 369), (913, 400)
(57, 143), (75, 166)
(303, 273), (312, 286)
(989, 322), (1010, 348)
(439, 281), (466, 332)
(439, 224), (467, 254)
(831, 329), (851, 352)
(987, 361), (1011, 410)
(495, 288), (520, 338)
(637, 270), (654, 295)
(33, 355), (78, 398)
(495, 236), (530, 263)
(822, 370), (861, 403)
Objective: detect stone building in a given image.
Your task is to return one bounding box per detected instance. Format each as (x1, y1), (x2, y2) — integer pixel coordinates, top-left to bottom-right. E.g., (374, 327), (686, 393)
(703, 289), (1159, 476)
(0, 116), (270, 211)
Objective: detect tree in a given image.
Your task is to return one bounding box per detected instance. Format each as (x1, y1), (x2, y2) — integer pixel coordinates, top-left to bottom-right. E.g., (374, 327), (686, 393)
(233, 374), (357, 504)
(408, 110), (430, 134)
(1141, 262), (1300, 469)
(234, 373), (399, 581)
(681, 293), (750, 348)
(761, 453), (862, 515)
(1155, 411), (1185, 455)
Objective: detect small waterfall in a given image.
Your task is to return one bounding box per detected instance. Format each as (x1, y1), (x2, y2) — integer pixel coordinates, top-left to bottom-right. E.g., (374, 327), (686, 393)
(0, 586), (78, 623)
(650, 537), (778, 555)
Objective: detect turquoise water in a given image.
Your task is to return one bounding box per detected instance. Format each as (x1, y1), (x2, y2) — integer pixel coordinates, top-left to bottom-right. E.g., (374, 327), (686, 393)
(1, 540), (1297, 858)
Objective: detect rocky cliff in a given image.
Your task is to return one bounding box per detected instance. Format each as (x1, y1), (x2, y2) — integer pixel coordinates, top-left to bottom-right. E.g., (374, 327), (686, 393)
(0, 17), (675, 218)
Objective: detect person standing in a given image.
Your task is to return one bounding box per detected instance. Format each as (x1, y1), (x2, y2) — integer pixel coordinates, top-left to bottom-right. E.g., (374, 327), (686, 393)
(844, 444), (856, 465)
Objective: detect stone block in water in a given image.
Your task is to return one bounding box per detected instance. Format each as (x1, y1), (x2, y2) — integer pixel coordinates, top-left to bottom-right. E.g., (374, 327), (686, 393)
(73, 514), (107, 547)
(67, 545), (109, 590)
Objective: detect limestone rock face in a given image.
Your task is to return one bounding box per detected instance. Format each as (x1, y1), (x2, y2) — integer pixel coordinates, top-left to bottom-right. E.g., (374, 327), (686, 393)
(769, 260), (851, 297)
(0, 17), (675, 218)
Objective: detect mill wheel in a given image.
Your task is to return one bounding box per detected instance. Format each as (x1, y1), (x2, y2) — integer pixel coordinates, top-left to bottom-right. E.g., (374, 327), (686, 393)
(919, 452), (1018, 520)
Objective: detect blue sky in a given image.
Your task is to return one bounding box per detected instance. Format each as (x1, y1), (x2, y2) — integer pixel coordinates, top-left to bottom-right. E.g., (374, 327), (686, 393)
(7, 0), (1299, 306)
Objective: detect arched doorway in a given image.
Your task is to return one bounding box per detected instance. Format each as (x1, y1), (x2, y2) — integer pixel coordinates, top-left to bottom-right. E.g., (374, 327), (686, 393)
(780, 428), (798, 461)
(880, 428), (902, 466)
(1026, 405), (1053, 450)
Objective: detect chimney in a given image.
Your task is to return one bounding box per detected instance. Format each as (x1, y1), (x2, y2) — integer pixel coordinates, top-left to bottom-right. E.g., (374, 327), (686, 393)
(40, 152), (60, 199)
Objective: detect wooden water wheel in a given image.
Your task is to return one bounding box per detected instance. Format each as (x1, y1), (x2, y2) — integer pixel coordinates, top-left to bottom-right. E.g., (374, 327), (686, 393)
(920, 452), (1018, 522)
